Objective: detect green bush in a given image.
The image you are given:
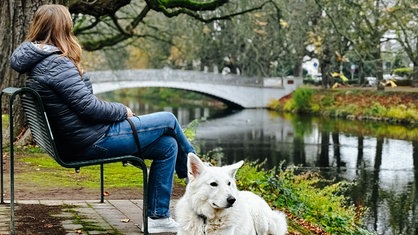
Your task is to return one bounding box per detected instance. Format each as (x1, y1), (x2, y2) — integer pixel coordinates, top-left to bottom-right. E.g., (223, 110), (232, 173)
(284, 98), (297, 112)
(292, 88), (314, 112)
(386, 106), (408, 121)
(235, 162), (371, 235)
(392, 67), (413, 78)
(363, 103), (387, 117)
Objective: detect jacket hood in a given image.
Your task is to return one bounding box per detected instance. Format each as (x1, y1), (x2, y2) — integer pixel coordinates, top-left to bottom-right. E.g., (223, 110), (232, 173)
(10, 41), (61, 73)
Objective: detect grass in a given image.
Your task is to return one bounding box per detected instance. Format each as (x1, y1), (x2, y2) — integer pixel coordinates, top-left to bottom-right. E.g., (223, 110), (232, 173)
(12, 145), (147, 190)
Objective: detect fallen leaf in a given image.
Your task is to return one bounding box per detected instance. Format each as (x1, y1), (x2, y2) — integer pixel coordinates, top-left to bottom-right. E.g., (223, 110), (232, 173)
(120, 218), (130, 223)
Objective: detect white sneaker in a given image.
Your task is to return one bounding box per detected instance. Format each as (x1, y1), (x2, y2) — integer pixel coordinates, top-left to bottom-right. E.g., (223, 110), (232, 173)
(141, 217), (179, 233)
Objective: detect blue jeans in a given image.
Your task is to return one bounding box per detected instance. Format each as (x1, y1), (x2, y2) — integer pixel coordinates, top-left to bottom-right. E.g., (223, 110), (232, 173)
(80, 111), (195, 218)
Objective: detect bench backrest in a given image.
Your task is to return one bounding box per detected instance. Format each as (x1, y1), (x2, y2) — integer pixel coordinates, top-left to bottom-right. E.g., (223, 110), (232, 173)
(12, 87), (142, 169)
(19, 88), (62, 163)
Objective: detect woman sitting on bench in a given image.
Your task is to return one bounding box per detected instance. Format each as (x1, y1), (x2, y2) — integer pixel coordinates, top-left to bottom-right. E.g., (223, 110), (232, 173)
(10, 4), (194, 234)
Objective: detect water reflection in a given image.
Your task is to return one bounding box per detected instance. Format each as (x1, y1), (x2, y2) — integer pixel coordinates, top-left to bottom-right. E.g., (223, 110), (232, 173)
(98, 90), (417, 235)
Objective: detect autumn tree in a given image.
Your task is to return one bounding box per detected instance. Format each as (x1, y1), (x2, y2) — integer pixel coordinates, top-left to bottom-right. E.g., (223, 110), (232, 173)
(160, 0), (319, 78)
(312, 0), (398, 87)
(387, 0), (418, 81)
(309, 0), (352, 87)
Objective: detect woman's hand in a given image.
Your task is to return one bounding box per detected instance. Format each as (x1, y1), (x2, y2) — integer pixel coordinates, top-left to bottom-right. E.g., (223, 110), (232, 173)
(126, 107), (135, 117)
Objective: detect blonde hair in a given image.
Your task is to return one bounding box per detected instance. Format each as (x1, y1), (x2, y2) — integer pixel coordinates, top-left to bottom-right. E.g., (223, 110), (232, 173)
(27, 4), (83, 74)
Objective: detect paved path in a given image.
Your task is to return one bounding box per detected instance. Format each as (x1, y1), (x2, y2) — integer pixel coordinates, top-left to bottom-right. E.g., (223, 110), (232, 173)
(0, 200), (177, 235)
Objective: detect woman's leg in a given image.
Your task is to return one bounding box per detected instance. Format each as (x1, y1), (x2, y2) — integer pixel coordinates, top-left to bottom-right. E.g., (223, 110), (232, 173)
(132, 111), (195, 178)
(133, 111), (195, 154)
(141, 135), (178, 218)
(79, 111), (195, 178)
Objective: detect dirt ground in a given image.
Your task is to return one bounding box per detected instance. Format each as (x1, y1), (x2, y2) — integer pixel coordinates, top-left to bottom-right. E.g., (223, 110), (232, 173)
(15, 204), (66, 235)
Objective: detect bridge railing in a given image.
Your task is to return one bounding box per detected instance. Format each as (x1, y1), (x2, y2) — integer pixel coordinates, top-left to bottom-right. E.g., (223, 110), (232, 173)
(89, 69), (266, 87)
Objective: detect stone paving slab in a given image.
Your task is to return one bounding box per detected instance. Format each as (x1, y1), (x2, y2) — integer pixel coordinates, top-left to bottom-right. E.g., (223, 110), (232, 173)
(0, 200), (178, 235)
(0, 204), (9, 235)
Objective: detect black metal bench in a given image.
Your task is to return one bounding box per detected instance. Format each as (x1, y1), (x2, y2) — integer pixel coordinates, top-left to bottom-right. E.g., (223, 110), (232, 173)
(0, 87), (149, 234)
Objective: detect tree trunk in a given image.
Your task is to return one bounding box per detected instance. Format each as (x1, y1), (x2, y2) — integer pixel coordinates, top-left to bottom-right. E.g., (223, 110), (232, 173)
(0, 0), (64, 139)
(413, 59), (418, 81)
(413, 40), (418, 81)
(319, 46), (333, 89)
(357, 61), (365, 86)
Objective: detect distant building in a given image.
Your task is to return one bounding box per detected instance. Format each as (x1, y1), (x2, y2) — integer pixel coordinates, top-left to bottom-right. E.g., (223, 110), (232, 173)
(302, 57), (320, 77)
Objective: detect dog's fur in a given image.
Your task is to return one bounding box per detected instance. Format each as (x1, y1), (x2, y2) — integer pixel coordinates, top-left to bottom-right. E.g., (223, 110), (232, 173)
(175, 153), (287, 235)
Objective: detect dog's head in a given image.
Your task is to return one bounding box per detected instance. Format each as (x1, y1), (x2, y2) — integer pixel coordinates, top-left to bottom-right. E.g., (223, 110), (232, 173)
(186, 153), (243, 210)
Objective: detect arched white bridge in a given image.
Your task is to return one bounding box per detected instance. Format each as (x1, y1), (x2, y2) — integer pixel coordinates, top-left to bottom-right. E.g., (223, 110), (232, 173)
(89, 69), (302, 108)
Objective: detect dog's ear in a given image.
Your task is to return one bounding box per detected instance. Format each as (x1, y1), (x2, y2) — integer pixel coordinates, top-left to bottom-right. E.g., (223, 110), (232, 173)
(225, 160), (244, 178)
(187, 153), (205, 180)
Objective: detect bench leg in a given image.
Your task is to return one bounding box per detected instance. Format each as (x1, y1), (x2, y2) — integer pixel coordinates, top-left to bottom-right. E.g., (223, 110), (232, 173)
(9, 100), (16, 235)
(10, 146), (15, 234)
(100, 164), (104, 203)
(138, 161), (148, 235)
(0, 148), (3, 204)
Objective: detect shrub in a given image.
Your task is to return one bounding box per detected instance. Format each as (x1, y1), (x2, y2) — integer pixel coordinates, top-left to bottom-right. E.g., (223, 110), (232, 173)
(406, 109), (418, 121)
(386, 106), (408, 121)
(363, 103), (387, 118)
(235, 162), (371, 235)
(292, 88), (314, 112)
(392, 67), (413, 78)
(284, 98), (297, 112)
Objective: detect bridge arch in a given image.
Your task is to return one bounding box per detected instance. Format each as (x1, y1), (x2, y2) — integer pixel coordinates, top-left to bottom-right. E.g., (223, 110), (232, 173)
(90, 69), (302, 108)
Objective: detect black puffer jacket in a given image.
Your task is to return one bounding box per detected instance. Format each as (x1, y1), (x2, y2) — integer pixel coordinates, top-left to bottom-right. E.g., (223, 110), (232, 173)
(10, 42), (127, 160)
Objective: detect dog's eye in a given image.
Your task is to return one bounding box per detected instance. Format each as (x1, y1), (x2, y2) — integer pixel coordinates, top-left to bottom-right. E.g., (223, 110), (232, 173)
(210, 182), (218, 187)
(227, 181), (231, 186)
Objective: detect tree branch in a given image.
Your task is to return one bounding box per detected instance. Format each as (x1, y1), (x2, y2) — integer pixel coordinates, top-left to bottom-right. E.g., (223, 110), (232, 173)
(153, 0), (273, 23)
(73, 0), (275, 50)
(69, 0), (131, 16)
(145, 0), (229, 12)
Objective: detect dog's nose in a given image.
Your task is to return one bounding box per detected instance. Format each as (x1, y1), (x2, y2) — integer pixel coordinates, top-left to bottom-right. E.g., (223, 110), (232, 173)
(226, 196), (236, 206)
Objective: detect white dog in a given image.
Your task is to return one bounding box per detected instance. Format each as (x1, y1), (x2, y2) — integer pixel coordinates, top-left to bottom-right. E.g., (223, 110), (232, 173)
(175, 153), (287, 235)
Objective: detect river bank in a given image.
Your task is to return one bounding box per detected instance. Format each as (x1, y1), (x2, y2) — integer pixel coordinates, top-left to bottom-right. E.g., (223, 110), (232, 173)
(271, 86), (418, 127)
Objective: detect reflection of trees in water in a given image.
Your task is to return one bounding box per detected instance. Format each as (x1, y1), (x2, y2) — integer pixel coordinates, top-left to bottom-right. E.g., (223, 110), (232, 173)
(292, 136), (306, 166)
(332, 132), (344, 171)
(357, 137), (364, 169)
(382, 186), (416, 235)
(372, 138), (383, 232)
(314, 131), (417, 234)
(318, 131), (329, 166)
